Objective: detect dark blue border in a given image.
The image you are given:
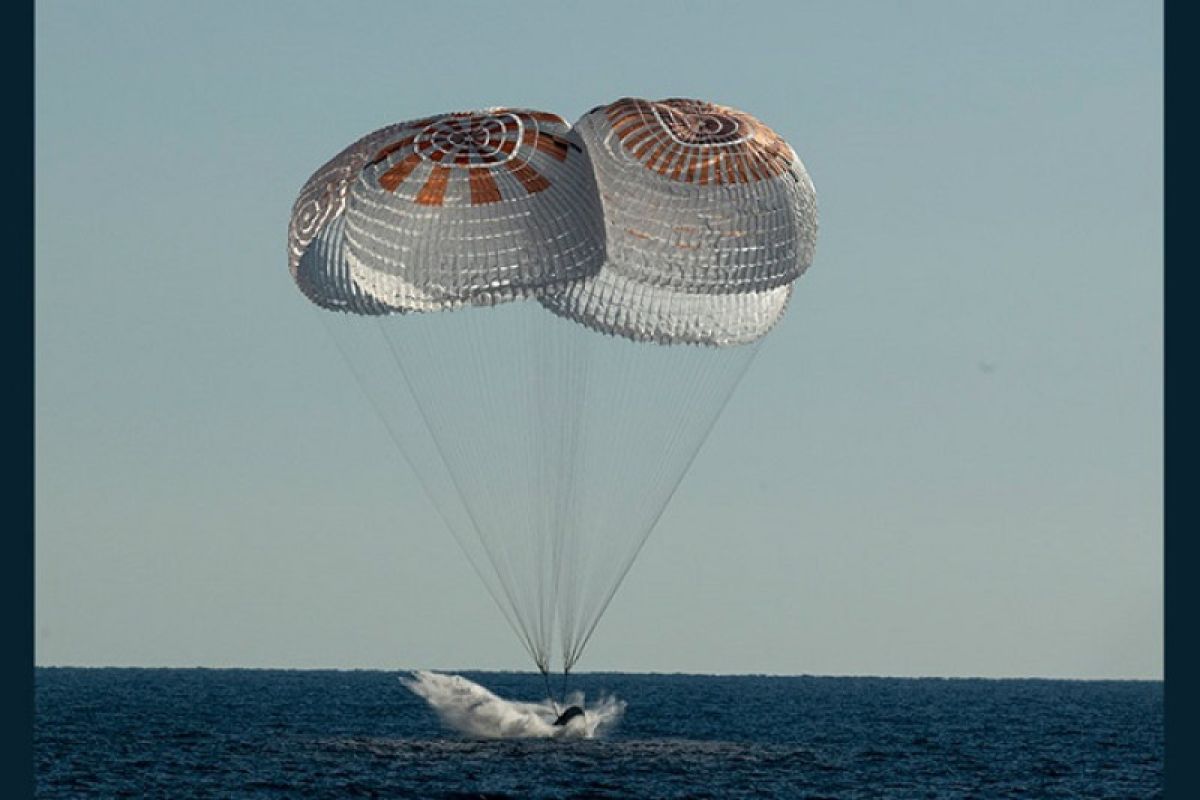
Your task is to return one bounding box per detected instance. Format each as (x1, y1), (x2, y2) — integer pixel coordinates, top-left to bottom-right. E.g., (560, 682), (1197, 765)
(8, 0), (34, 796)
(1164, 1), (1188, 797)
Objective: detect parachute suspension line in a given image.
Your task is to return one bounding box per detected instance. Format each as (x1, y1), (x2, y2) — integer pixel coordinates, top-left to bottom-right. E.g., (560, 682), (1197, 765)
(531, 302), (594, 678)
(558, 327), (641, 672)
(373, 312), (549, 669)
(561, 339), (763, 671)
(540, 664), (558, 714)
(561, 336), (591, 674)
(460, 306), (542, 662)
(337, 299), (764, 677)
(520, 303), (553, 667)
(320, 315), (531, 652)
(509, 301), (589, 671)
(440, 308), (557, 671)
(373, 304), (601, 674)
(585, 334), (756, 670)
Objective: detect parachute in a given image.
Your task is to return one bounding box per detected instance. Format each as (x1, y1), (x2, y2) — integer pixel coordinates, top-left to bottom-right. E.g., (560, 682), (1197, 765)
(288, 99), (817, 691)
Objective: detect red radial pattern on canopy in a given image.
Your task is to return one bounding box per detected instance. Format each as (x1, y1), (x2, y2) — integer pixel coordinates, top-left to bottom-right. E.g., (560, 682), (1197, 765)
(363, 110), (578, 207)
(604, 98), (795, 186)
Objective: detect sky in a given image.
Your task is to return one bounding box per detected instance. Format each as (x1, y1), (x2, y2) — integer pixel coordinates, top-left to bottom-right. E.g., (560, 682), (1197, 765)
(35, 0), (1162, 679)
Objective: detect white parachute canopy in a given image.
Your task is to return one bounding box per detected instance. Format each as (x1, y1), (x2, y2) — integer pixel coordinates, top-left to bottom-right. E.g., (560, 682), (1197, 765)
(289, 100), (817, 676)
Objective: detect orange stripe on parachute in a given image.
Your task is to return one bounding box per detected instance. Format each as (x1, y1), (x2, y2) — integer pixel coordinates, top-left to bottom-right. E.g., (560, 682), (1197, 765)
(379, 153), (422, 192)
(468, 169), (503, 205)
(414, 165), (451, 205)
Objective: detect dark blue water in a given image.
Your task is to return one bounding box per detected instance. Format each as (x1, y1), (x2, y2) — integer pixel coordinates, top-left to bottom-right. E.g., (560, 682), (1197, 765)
(36, 668), (1162, 799)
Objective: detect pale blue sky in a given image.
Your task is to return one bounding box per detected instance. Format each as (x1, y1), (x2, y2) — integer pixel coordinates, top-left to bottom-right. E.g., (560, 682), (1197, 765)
(36, 0), (1162, 678)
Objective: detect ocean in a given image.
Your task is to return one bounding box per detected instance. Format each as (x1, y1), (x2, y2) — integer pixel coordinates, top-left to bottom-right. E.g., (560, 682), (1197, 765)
(35, 668), (1162, 799)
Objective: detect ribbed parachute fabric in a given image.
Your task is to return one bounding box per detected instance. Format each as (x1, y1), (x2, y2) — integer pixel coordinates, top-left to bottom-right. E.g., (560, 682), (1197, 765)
(298, 216), (393, 315)
(324, 303), (758, 674)
(537, 98), (817, 346)
(342, 110), (605, 312)
(289, 122), (409, 314)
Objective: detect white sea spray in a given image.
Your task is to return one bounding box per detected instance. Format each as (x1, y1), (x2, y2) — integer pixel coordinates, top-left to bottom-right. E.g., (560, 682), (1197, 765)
(400, 670), (624, 739)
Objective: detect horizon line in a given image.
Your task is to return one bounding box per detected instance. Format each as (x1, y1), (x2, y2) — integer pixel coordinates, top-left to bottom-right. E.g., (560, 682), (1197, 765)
(32, 664), (1163, 682)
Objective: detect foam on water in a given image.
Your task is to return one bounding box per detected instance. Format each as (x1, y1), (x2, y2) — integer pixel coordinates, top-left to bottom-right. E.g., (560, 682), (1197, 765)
(400, 670), (624, 739)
